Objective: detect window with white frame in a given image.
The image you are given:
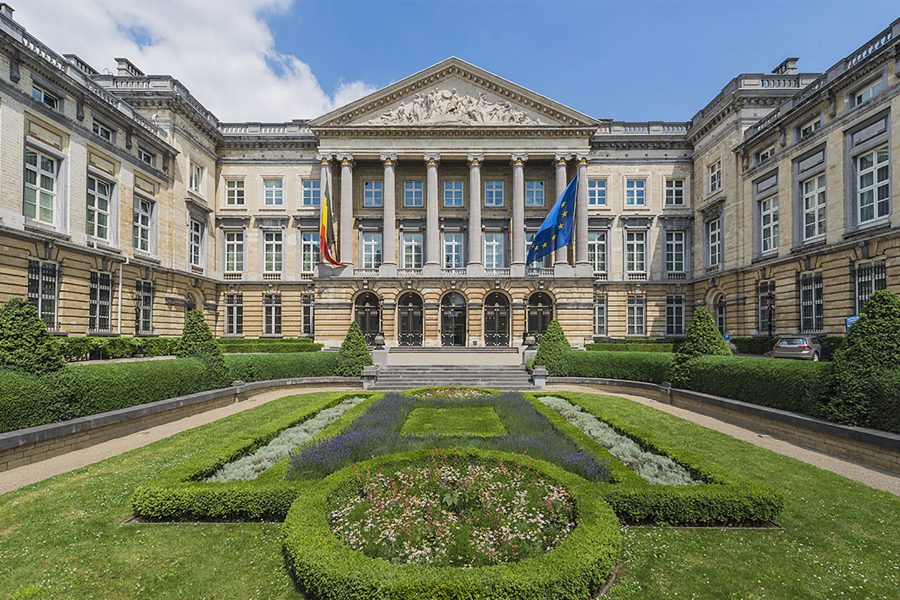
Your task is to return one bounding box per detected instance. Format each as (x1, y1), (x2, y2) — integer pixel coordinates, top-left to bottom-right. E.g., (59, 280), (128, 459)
(302, 179), (321, 207)
(758, 279), (776, 334)
(799, 272), (824, 333)
(855, 260), (886, 314)
(27, 259), (58, 328)
(802, 174), (827, 240)
(707, 218), (721, 267)
(484, 180), (504, 207)
(525, 180), (544, 207)
(483, 232), (506, 269)
(135, 280), (153, 334)
(665, 230), (685, 273)
(31, 85), (59, 110)
(625, 230), (646, 274)
(86, 175), (112, 240)
(264, 231), (283, 273)
(24, 148), (58, 225)
(403, 180), (423, 207)
(443, 180), (464, 208)
(588, 179), (607, 206)
(525, 232), (550, 268)
(443, 232), (465, 269)
(666, 295), (685, 335)
(856, 146), (889, 224)
(401, 232), (423, 269)
(224, 294), (243, 335)
(263, 294), (282, 336)
(137, 148), (156, 168)
(854, 79), (885, 106)
(587, 231), (607, 274)
(361, 232), (382, 268)
(799, 118), (821, 140)
(756, 145), (776, 165)
(593, 294), (607, 337)
(92, 121), (112, 142)
(627, 295), (646, 336)
(301, 293), (315, 337)
(363, 180), (383, 207)
(665, 179), (684, 206)
(88, 271), (112, 332)
(226, 179), (245, 206)
(301, 231), (320, 273)
(189, 162), (203, 194)
(760, 196), (779, 253)
(189, 219), (205, 267)
(708, 160), (721, 194)
(224, 231), (244, 273)
(133, 195), (154, 253)
(264, 178), (283, 206)
(625, 179), (645, 206)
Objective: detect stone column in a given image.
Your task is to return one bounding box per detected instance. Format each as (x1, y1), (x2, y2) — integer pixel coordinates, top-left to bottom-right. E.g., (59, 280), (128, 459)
(380, 155), (397, 275)
(511, 155), (527, 269)
(424, 155), (440, 274)
(317, 155), (332, 271)
(575, 156), (589, 270)
(554, 155), (569, 265)
(467, 154), (483, 270)
(339, 155), (354, 266)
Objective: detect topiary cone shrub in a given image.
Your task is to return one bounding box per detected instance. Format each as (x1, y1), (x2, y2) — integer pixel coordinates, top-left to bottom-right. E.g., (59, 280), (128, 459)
(670, 307), (731, 385)
(0, 298), (63, 375)
(336, 321), (373, 377)
(534, 320), (571, 375)
(176, 309), (228, 386)
(826, 290), (900, 428)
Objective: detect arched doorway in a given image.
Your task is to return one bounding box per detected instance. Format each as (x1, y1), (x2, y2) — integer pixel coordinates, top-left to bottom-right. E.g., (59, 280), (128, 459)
(483, 292), (510, 347)
(440, 292), (467, 347)
(397, 292), (423, 347)
(526, 292), (554, 341)
(354, 292), (381, 344)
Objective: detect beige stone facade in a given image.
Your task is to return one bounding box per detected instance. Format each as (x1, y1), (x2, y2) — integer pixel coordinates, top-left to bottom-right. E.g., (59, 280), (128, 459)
(0, 6), (897, 348)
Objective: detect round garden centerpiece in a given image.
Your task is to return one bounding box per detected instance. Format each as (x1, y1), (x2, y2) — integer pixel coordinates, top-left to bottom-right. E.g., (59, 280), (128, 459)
(329, 452), (575, 567)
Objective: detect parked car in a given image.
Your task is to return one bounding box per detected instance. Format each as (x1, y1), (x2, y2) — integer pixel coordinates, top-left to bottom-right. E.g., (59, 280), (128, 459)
(771, 336), (823, 361)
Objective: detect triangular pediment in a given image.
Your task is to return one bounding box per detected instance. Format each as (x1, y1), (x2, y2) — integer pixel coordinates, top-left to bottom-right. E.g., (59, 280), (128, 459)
(310, 58), (598, 129)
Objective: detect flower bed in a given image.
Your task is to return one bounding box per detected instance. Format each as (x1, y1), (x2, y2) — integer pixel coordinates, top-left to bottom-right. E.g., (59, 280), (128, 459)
(407, 386), (496, 399)
(329, 452), (575, 567)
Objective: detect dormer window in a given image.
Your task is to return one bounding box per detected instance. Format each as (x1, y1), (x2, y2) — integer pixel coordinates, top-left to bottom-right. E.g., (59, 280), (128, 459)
(31, 85), (59, 110)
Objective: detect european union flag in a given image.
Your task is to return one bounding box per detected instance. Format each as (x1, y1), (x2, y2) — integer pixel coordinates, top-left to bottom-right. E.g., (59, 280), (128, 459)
(526, 175), (578, 267)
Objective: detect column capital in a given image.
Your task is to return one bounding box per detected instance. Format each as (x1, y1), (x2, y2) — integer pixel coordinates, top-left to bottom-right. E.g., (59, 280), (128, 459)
(467, 154), (484, 166)
(576, 155), (589, 166)
(380, 154), (397, 166)
(316, 154), (332, 165)
(511, 154), (528, 167)
(424, 154), (440, 166)
(554, 154), (571, 166)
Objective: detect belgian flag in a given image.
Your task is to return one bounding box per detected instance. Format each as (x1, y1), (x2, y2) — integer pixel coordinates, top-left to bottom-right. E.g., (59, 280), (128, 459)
(319, 170), (346, 267)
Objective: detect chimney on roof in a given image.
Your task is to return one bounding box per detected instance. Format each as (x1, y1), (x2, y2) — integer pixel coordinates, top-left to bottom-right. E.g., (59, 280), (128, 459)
(115, 58), (145, 77)
(0, 4), (15, 19)
(772, 57), (799, 76)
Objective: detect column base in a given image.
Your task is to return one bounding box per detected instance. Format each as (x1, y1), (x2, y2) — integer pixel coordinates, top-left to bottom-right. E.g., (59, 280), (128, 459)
(510, 263), (526, 278)
(379, 263), (398, 277)
(466, 263), (485, 277)
(574, 262), (594, 277)
(554, 263), (575, 277)
(423, 263), (441, 277)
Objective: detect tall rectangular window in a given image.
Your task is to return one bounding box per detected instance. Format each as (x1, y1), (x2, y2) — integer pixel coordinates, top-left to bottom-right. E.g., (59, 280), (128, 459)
(363, 180), (383, 207)
(760, 196), (779, 253)
(443, 180), (464, 208)
(707, 218), (721, 267)
(443, 232), (465, 269)
(855, 260), (887, 314)
(856, 146), (889, 224)
(264, 231), (283, 273)
(224, 294), (243, 335)
(135, 280), (153, 334)
(799, 272), (824, 333)
(361, 232), (382, 268)
(802, 174), (827, 240)
(525, 180), (544, 207)
(483, 232), (506, 269)
(301, 231), (320, 273)
(263, 294), (282, 336)
(484, 180), (504, 207)
(665, 179), (685, 206)
(226, 179), (245, 205)
(627, 295), (646, 336)
(666, 295), (685, 335)
(302, 179), (321, 207)
(593, 295), (607, 337)
(403, 180), (423, 207)
(189, 219), (204, 267)
(588, 179), (607, 206)
(625, 179), (646, 206)
(401, 232), (423, 269)
(24, 148), (57, 225)
(301, 293), (315, 337)
(758, 279), (776, 334)
(224, 231), (244, 273)
(264, 178), (283, 206)
(526, 232), (549, 268)
(86, 175), (112, 240)
(708, 160), (721, 194)
(666, 230), (685, 273)
(189, 162), (203, 194)
(587, 231), (607, 274)
(89, 271), (112, 332)
(27, 260), (58, 328)
(133, 195), (154, 253)
(626, 230), (646, 274)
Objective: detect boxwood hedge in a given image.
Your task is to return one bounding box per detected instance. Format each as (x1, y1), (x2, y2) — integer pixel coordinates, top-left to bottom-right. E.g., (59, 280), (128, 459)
(282, 449), (621, 600)
(551, 350), (673, 383)
(585, 342), (674, 353)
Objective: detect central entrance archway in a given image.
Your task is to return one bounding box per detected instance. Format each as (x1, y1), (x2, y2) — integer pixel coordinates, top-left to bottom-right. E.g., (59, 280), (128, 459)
(440, 292), (467, 346)
(526, 292), (554, 341)
(397, 292), (423, 346)
(354, 292), (381, 344)
(483, 292), (510, 347)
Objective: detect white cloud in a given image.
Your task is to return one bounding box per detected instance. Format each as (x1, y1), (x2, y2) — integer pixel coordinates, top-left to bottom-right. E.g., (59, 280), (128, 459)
(13, 0), (376, 121)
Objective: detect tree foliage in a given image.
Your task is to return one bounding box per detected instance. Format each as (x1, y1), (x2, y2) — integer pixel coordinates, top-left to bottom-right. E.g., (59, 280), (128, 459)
(533, 320), (571, 374)
(0, 298), (63, 375)
(176, 309), (228, 384)
(670, 307), (730, 384)
(336, 321), (372, 377)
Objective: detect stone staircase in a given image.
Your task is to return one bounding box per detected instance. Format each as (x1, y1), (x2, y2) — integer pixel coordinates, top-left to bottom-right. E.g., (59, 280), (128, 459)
(369, 365), (534, 391)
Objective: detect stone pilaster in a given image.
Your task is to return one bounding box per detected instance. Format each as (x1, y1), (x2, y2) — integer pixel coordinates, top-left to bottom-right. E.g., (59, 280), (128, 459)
(575, 156), (590, 273)
(424, 155), (440, 275)
(339, 155), (354, 267)
(554, 155), (569, 265)
(380, 154), (397, 275)
(511, 154), (527, 269)
(467, 154), (483, 271)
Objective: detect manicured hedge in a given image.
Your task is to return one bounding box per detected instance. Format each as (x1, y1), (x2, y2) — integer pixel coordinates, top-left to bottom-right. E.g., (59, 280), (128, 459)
(57, 336), (180, 361)
(224, 352), (341, 382)
(282, 449), (621, 600)
(551, 350), (674, 384)
(585, 342), (674, 353)
(730, 337), (776, 355)
(218, 338), (321, 354)
(869, 369), (900, 434)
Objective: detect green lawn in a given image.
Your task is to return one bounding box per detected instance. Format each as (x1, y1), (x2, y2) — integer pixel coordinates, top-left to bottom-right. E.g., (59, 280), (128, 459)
(0, 390), (897, 599)
(400, 406), (507, 437)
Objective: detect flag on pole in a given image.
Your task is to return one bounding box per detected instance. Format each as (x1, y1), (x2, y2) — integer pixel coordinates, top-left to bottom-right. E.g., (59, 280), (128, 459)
(525, 175), (578, 268)
(319, 168), (347, 267)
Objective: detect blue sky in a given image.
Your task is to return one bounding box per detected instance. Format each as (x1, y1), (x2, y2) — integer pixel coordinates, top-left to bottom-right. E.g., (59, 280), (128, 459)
(272, 0), (899, 121)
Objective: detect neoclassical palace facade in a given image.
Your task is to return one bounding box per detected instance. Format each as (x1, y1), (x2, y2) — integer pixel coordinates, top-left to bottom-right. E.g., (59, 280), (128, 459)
(0, 5), (897, 347)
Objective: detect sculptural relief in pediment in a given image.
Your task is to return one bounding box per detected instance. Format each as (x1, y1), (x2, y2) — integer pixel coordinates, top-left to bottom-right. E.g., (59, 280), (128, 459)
(362, 88), (545, 126)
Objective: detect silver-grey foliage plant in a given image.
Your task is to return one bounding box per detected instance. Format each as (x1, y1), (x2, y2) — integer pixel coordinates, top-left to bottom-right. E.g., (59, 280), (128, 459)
(207, 396), (366, 482)
(539, 396), (698, 485)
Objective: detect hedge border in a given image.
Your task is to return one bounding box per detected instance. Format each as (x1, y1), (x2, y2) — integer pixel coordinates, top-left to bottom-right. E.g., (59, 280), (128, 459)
(282, 449), (621, 600)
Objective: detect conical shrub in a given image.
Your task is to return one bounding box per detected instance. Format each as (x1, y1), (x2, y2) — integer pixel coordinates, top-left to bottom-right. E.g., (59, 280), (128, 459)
(177, 309), (228, 385)
(534, 320), (571, 375)
(670, 307), (730, 384)
(336, 321), (372, 376)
